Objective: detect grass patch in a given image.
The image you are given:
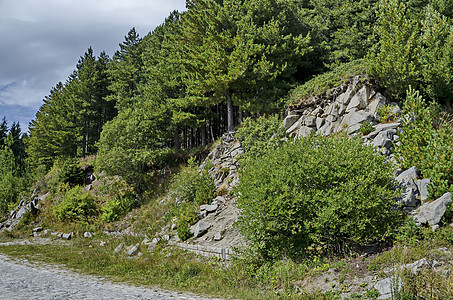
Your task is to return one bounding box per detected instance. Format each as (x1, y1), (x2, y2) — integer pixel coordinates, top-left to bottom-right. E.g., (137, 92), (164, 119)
(287, 59), (368, 107)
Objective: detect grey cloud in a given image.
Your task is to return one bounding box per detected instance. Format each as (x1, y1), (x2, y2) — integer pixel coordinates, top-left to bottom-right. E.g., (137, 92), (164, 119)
(0, 0), (186, 131)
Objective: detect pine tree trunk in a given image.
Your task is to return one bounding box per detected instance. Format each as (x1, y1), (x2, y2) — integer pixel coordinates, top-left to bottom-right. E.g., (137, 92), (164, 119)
(227, 93), (234, 132)
(174, 126), (180, 150)
(201, 123), (207, 147)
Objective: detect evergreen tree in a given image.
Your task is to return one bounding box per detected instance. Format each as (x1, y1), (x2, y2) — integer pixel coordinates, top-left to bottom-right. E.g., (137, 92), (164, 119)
(179, 0), (311, 131)
(0, 117), (7, 147)
(107, 27), (144, 111)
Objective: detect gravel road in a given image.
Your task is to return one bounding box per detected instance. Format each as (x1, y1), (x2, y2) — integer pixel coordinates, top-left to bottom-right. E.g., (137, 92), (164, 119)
(0, 253), (223, 300)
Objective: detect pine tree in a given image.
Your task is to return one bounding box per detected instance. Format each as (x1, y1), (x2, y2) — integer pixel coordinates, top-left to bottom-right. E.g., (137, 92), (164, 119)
(179, 0), (312, 131)
(0, 117), (7, 147)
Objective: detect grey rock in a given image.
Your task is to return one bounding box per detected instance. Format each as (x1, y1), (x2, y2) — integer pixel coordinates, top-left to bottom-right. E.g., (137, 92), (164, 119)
(32, 227), (43, 232)
(335, 85), (354, 106)
(61, 233), (72, 240)
(311, 107), (323, 116)
(416, 179), (431, 201)
(147, 242), (157, 252)
(214, 232), (223, 241)
(372, 129), (395, 149)
(365, 92), (386, 119)
(404, 258), (430, 275)
(365, 122), (400, 140)
(396, 167), (418, 182)
(341, 109), (372, 129)
(162, 234), (171, 241)
(347, 123), (362, 134)
(15, 206), (27, 219)
(113, 243), (124, 254)
(197, 210), (207, 219)
(394, 167), (420, 208)
(99, 241), (106, 247)
(283, 115), (301, 129)
(212, 195), (225, 205)
(303, 115), (317, 127)
(374, 276), (402, 299)
(286, 117), (303, 134)
(126, 243), (140, 256)
(315, 117), (325, 130)
(297, 126), (315, 138)
(318, 121), (334, 136)
(200, 204), (218, 213)
(194, 221), (211, 238)
(413, 192), (452, 226)
(325, 114), (337, 123)
(83, 232), (92, 238)
(346, 85), (370, 112)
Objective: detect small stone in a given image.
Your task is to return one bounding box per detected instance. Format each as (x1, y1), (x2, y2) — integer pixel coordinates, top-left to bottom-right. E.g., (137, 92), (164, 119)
(32, 227), (43, 232)
(193, 221), (211, 238)
(200, 204), (218, 213)
(126, 243), (139, 256)
(83, 232), (92, 238)
(147, 242), (157, 252)
(197, 210), (207, 220)
(162, 234), (170, 241)
(99, 241), (106, 247)
(113, 242), (124, 254)
(214, 232), (223, 241)
(61, 233), (72, 240)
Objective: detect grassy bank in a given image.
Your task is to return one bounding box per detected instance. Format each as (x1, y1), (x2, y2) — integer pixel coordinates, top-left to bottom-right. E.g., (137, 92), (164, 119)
(1, 224), (452, 299)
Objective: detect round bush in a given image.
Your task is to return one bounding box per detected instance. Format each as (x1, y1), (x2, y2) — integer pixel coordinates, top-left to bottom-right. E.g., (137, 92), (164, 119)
(236, 134), (403, 259)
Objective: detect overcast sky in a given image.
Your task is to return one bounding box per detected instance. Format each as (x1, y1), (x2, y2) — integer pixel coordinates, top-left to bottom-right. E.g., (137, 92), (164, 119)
(0, 0), (186, 132)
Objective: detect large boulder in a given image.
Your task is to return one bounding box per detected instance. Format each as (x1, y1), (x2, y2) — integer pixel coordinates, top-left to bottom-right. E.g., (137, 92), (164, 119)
(346, 85), (370, 112)
(394, 167), (420, 209)
(413, 192), (452, 226)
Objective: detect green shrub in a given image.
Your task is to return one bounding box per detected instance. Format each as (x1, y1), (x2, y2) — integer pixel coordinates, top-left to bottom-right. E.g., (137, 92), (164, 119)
(236, 115), (287, 166)
(53, 186), (98, 221)
(236, 134), (403, 259)
(175, 202), (198, 241)
(101, 196), (134, 223)
(359, 120), (373, 135)
(172, 157), (214, 205)
(377, 104), (399, 123)
(59, 159), (84, 186)
(99, 177), (135, 222)
(395, 87), (453, 199)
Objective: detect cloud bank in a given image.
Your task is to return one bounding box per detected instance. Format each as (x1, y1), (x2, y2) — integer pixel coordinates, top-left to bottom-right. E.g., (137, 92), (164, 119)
(0, 0), (186, 130)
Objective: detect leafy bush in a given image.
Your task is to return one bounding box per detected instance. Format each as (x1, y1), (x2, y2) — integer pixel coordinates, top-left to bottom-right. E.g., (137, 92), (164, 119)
(99, 177), (135, 222)
(236, 134), (403, 259)
(236, 115), (287, 165)
(395, 87), (453, 198)
(359, 120), (373, 135)
(377, 104), (399, 123)
(53, 186), (98, 221)
(172, 157), (215, 205)
(175, 202), (198, 241)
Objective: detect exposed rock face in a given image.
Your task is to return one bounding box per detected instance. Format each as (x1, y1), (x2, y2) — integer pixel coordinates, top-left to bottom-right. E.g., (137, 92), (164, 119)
(285, 79), (400, 158)
(0, 191), (48, 233)
(200, 131), (243, 192)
